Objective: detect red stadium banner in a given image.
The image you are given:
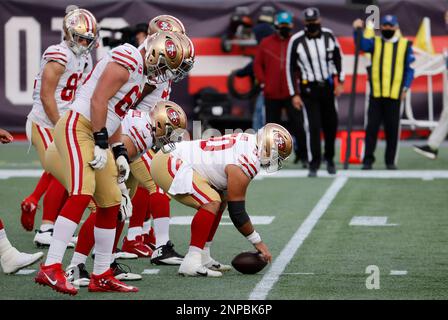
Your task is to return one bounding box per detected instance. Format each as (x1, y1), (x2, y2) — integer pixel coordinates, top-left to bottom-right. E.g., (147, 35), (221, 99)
(0, 0), (446, 132)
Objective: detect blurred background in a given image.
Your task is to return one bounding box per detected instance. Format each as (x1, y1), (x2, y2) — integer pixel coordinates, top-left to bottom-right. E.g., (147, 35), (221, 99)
(0, 0), (446, 140)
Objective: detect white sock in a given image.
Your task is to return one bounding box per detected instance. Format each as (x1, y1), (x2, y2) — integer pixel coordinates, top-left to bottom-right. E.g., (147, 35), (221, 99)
(45, 216), (77, 265)
(40, 223), (54, 232)
(154, 217), (170, 247)
(0, 229), (13, 256)
(188, 246), (202, 255)
(142, 220), (151, 234)
(70, 252), (87, 266)
(127, 226), (142, 241)
(203, 242), (212, 258)
(92, 227), (115, 275)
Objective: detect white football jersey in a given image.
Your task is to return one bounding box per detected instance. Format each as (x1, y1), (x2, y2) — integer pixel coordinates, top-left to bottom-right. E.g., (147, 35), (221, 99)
(71, 43), (145, 136)
(171, 133), (260, 190)
(27, 41), (92, 128)
(136, 80), (172, 113)
(121, 109), (154, 160)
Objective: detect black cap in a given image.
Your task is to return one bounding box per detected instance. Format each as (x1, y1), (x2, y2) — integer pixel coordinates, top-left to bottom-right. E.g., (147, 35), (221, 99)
(303, 7), (320, 22)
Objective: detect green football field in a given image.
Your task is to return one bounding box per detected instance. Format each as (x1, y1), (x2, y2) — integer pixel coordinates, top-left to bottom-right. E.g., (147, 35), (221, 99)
(0, 141), (447, 300)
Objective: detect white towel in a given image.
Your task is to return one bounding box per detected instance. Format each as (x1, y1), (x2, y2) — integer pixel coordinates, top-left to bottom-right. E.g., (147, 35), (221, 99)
(168, 161), (194, 195)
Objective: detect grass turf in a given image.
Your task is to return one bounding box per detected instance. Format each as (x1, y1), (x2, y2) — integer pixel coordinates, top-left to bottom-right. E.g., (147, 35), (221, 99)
(0, 143), (447, 299)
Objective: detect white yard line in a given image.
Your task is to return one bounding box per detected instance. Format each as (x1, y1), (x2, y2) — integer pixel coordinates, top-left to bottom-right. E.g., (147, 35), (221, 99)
(249, 176), (348, 300)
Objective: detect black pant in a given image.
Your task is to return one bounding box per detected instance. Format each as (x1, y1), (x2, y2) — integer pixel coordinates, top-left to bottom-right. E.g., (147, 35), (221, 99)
(363, 97), (402, 166)
(264, 98), (307, 162)
(300, 82), (338, 170)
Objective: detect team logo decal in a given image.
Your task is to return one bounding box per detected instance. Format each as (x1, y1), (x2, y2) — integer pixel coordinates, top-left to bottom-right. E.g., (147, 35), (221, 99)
(157, 21), (173, 31)
(167, 108), (180, 126)
(274, 133), (286, 152)
(67, 15), (79, 28)
(165, 40), (177, 59)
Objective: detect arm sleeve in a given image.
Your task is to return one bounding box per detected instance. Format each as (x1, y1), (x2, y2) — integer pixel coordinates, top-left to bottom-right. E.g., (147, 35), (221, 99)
(286, 37), (300, 96)
(330, 34), (345, 83)
(43, 45), (68, 67)
(253, 43), (265, 85)
(110, 45), (139, 73)
(354, 29), (374, 53)
(403, 42), (416, 89)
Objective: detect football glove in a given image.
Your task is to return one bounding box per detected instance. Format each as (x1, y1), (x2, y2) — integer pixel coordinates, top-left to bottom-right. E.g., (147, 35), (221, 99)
(89, 128), (109, 170)
(112, 142), (130, 183)
(118, 182), (133, 221)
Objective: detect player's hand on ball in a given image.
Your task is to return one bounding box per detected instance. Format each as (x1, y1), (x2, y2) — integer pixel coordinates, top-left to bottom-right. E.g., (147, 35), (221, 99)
(89, 145), (108, 169)
(116, 155), (130, 183)
(254, 242), (272, 263)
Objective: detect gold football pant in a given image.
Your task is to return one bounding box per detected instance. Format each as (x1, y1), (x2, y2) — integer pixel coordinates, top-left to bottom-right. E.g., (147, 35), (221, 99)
(151, 151), (220, 210)
(27, 119), (54, 167)
(52, 111), (121, 208)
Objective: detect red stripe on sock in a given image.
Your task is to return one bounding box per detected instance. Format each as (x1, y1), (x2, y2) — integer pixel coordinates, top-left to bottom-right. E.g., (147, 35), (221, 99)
(42, 178), (68, 222)
(190, 208), (216, 249)
(30, 172), (53, 201)
(149, 192), (170, 219)
(207, 210), (223, 242)
(0, 218), (4, 230)
(74, 211), (96, 256)
(129, 187), (150, 228)
(59, 194), (92, 224)
(95, 205), (119, 229)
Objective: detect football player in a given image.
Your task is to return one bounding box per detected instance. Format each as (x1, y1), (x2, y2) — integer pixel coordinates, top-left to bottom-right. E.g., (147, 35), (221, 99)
(151, 123), (293, 277)
(34, 31), (186, 295)
(22, 8), (97, 249)
(0, 129), (44, 274)
(122, 15), (194, 264)
(65, 101), (187, 286)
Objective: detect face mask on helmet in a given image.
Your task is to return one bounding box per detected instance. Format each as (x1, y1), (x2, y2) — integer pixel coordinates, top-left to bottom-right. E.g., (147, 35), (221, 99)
(257, 124), (292, 173)
(150, 101), (187, 153)
(145, 32), (185, 84)
(64, 9), (98, 56)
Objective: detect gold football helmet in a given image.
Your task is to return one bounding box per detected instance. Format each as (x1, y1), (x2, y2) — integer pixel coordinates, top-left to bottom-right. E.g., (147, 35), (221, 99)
(150, 100), (187, 153)
(256, 123), (293, 172)
(145, 31), (186, 83)
(171, 32), (195, 82)
(63, 8), (98, 56)
(148, 15), (186, 35)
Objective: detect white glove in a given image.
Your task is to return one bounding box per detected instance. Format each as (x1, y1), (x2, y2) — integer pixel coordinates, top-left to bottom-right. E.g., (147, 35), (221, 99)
(89, 145), (108, 170)
(116, 155), (130, 184)
(118, 182), (133, 221)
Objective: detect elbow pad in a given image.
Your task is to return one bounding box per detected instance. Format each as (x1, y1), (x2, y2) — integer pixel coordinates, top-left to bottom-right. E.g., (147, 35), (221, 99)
(228, 201), (250, 228)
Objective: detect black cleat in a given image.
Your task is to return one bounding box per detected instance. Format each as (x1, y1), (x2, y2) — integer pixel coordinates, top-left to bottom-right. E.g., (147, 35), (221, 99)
(110, 261), (142, 281)
(326, 161), (336, 175)
(386, 164), (397, 170)
(151, 241), (184, 265)
(361, 163), (372, 170)
(66, 263), (90, 287)
(413, 145), (438, 160)
(308, 169), (317, 178)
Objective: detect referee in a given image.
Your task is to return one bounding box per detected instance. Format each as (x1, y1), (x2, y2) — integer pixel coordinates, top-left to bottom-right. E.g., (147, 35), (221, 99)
(286, 7), (344, 177)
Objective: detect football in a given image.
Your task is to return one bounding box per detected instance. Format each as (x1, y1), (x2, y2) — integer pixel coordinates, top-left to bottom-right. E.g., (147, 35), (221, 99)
(231, 251), (268, 274)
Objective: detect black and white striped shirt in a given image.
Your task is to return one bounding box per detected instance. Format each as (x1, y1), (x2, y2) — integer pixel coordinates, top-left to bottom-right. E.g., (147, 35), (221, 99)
(286, 27), (345, 96)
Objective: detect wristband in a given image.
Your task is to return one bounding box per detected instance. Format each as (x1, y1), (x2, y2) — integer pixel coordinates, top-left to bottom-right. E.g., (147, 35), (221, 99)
(93, 127), (108, 149)
(111, 142), (129, 162)
(246, 230), (262, 245)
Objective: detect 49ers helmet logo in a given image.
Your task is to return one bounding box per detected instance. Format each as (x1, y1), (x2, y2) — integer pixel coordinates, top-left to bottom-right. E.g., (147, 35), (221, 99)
(274, 132), (286, 152)
(165, 40), (177, 59)
(157, 20), (173, 31)
(167, 108), (180, 126)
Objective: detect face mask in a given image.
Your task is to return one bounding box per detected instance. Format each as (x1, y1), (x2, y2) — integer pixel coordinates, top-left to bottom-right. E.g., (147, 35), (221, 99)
(305, 23), (321, 35)
(278, 27), (292, 38)
(381, 29), (396, 39)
